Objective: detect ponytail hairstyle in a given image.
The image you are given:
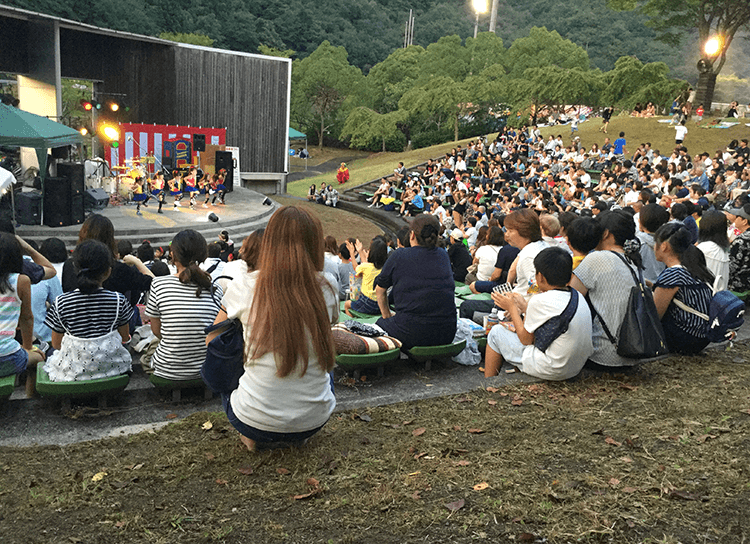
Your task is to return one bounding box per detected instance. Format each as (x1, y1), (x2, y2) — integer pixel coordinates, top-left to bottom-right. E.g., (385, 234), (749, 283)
(0, 233), (23, 294)
(170, 230), (212, 297)
(249, 206), (335, 378)
(409, 214), (440, 249)
(596, 210), (643, 269)
(72, 240), (114, 295)
(654, 222), (715, 284)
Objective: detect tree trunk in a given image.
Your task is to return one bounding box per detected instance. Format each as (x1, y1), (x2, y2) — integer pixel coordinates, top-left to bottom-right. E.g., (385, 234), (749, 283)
(454, 112), (459, 142)
(319, 115), (325, 150)
(382, 136), (386, 152)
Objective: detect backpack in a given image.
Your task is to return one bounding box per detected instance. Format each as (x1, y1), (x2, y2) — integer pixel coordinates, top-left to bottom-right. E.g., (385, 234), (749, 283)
(672, 280), (745, 343)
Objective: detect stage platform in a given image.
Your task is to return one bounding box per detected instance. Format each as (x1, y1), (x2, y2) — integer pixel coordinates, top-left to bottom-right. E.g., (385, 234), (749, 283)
(16, 187), (280, 249)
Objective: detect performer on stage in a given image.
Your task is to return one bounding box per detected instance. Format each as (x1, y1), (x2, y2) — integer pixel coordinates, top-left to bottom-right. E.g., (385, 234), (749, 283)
(211, 170), (227, 205)
(132, 177), (148, 215)
(169, 171), (183, 208)
(183, 167), (199, 210)
(150, 171), (166, 214)
(199, 172), (211, 208)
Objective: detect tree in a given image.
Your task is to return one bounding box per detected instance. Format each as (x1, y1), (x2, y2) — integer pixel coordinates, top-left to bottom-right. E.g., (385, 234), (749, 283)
(158, 32), (214, 47)
(601, 56), (687, 111)
(364, 46), (425, 113)
(608, 0), (750, 108)
(399, 76), (469, 142)
(340, 108), (406, 152)
(504, 27), (590, 79)
(292, 41), (362, 149)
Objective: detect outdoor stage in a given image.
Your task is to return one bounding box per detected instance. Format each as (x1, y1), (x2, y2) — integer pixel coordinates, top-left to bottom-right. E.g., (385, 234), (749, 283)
(16, 186), (279, 249)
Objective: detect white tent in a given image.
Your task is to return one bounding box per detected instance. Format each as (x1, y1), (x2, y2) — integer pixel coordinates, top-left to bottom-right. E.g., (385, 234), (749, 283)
(0, 166), (17, 223)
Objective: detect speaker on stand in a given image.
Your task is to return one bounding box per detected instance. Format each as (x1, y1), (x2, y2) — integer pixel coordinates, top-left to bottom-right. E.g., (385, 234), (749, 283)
(43, 177), (73, 227)
(215, 151), (234, 192)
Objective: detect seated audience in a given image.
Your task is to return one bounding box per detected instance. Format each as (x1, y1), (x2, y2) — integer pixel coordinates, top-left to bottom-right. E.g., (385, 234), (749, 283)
(697, 210), (730, 291)
(344, 238), (388, 316)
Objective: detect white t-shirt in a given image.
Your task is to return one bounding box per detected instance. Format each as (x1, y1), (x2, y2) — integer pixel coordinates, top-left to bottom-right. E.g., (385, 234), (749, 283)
(514, 240), (550, 300)
(223, 271), (337, 433)
(475, 245), (501, 281)
(519, 290), (593, 380)
(697, 241), (729, 291)
(675, 125), (688, 141)
(465, 226), (478, 248)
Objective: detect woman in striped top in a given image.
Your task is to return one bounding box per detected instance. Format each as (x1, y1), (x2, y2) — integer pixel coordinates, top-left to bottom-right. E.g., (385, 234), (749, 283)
(652, 223), (714, 354)
(145, 230), (222, 381)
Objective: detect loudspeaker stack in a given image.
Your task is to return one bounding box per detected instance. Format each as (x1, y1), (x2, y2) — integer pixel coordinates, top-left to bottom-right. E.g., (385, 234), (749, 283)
(43, 163), (85, 227)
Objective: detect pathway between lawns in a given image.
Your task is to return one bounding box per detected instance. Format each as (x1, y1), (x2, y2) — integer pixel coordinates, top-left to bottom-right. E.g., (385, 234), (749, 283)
(287, 156), (362, 183)
(2, 324), (748, 448)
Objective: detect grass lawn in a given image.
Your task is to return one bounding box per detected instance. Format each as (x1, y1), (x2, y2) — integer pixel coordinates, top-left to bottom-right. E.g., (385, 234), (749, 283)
(286, 116), (750, 198)
(289, 147), (370, 171)
(3, 342), (749, 543)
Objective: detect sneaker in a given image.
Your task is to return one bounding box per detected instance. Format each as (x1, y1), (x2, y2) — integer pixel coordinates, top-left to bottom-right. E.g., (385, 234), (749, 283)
(136, 210), (142, 216)
(174, 201), (181, 207)
(158, 209), (163, 214)
(203, 203), (208, 208)
(368, 203), (374, 208)
(375, 203), (383, 208)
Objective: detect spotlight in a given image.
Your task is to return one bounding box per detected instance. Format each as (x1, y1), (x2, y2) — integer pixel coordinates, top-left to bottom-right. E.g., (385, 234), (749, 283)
(79, 127), (88, 136)
(109, 102), (120, 112)
(80, 99), (94, 111)
(102, 125), (119, 140)
(262, 197), (273, 206)
(207, 212), (219, 223)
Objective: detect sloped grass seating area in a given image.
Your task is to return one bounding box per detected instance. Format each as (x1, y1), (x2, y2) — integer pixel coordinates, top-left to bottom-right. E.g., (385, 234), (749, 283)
(149, 374), (213, 402)
(36, 365), (129, 410)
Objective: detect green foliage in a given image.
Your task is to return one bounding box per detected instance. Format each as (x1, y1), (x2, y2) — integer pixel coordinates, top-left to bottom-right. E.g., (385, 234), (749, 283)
(399, 76), (469, 142)
(504, 27), (590, 79)
(601, 56), (686, 110)
(340, 108), (406, 152)
(257, 45), (296, 59)
(158, 32), (214, 47)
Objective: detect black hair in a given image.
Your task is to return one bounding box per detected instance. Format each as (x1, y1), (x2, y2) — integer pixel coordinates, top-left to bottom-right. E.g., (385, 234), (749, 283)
(410, 214), (440, 249)
(171, 229), (212, 297)
(698, 210), (730, 249)
(654, 223), (715, 284)
(533, 246), (573, 288)
(150, 260), (171, 277)
(558, 211), (578, 233)
(40, 238), (68, 263)
(486, 226), (505, 246)
(117, 239), (133, 259)
(670, 202), (687, 221)
(207, 241), (222, 258)
(0, 232), (23, 294)
(368, 239), (389, 269)
(565, 217), (604, 255)
(0, 217), (15, 235)
(137, 241), (155, 263)
(639, 204), (670, 234)
(596, 210), (643, 268)
(338, 242), (350, 260)
(73, 239), (114, 295)
(396, 227), (412, 248)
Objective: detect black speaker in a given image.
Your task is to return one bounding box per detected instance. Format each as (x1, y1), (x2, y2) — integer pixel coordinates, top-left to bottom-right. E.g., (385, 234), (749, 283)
(15, 191), (42, 225)
(51, 146), (69, 160)
(43, 177), (72, 227)
(84, 188), (109, 211)
(71, 194), (84, 225)
(215, 151), (234, 192)
(56, 163), (85, 195)
(193, 134), (206, 152)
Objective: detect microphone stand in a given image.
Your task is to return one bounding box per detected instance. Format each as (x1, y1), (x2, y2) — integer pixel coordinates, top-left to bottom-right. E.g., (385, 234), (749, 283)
(127, 136), (168, 177)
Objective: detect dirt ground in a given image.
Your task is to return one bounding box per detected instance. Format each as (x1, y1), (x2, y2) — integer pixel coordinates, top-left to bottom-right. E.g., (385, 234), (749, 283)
(1, 342), (749, 544)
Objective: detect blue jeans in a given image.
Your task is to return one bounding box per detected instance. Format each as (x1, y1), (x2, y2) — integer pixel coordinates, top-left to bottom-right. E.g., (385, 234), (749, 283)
(0, 348), (28, 377)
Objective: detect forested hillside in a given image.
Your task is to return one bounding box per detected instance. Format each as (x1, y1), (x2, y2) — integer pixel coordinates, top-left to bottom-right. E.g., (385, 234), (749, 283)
(5, 0), (684, 73)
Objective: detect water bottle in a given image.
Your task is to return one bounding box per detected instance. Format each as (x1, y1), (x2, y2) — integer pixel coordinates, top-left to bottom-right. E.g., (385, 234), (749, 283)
(484, 308), (500, 335)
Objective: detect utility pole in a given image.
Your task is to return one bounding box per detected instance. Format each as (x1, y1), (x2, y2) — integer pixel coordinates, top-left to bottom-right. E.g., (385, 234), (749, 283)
(404, 9), (415, 47)
(488, 0), (499, 34)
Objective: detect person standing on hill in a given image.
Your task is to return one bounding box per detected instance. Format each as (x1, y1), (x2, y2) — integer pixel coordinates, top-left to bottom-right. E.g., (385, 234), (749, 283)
(336, 162), (349, 185)
(613, 132), (627, 159)
(599, 106), (613, 134)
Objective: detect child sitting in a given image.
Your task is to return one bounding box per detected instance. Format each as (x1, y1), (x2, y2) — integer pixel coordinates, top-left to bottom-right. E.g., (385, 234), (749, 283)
(484, 247), (593, 380)
(564, 217), (603, 270)
(344, 238), (388, 316)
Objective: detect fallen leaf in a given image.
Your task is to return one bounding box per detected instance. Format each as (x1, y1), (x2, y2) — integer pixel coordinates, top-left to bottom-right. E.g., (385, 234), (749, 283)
(697, 434), (718, 444)
(412, 427), (426, 437)
(740, 408), (750, 415)
(444, 498), (465, 512)
(609, 478), (620, 486)
(499, 392), (509, 397)
(402, 420), (413, 426)
(622, 487), (638, 493)
(293, 488), (322, 500)
(455, 460), (471, 467)
(237, 466), (254, 475)
(205, 453), (215, 461)
(166, 413), (178, 420)
(411, 491), (421, 500)
(488, 400), (497, 406)
(620, 457), (633, 463)
(518, 533), (535, 542)
(357, 413), (372, 422)
(511, 396), (523, 406)
(276, 468), (290, 475)
(669, 489), (704, 501)
(360, 375), (367, 382)
(215, 479), (228, 485)
(455, 397), (472, 403)
(307, 477), (320, 487)
(605, 436), (621, 447)
(486, 386), (499, 393)
(201, 421), (213, 430)
(468, 428), (485, 434)
(115, 521), (126, 528)
(91, 472), (107, 482)
(408, 471), (421, 476)
(453, 425), (462, 431)
(473, 482), (489, 491)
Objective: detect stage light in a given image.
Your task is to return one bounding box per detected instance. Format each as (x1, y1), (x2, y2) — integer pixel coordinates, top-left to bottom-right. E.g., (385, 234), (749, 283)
(207, 212), (219, 222)
(80, 99), (94, 111)
(79, 127), (88, 136)
(704, 36), (722, 57)
(472, 0), (487, 13)
(262, 197), (272, 206)
(109, 102), (120, 112)
(102, 125), (119, 140)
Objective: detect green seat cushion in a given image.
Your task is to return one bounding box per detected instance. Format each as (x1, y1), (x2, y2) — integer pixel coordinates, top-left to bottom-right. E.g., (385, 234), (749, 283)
(454, 284), (473, 297)
(36, 365), (130, 398)
(407, 340), (467, 361)
(340, 301), (381, 324)
(335, 348), (401, 370)
(730, 290), (750, 301)
(360, 191), (374, 197)
(462, 293), (492, 301)
(0, 374), (16, 399)
(149, 374), (205, 389)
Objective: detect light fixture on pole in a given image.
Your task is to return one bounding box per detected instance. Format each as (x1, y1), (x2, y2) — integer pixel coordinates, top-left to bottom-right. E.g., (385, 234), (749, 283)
(472, 0), (488, 39)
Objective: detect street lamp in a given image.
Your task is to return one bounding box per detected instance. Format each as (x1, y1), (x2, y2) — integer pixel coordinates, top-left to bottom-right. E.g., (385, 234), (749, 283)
(695, 35), (723, 113)
(704, 36), (722, 57)
(472, 0), (487, 39)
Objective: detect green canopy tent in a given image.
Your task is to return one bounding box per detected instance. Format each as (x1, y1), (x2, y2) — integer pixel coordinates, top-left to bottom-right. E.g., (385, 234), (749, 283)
(0, 103), (83, 182)
(288, 127), (308, 171)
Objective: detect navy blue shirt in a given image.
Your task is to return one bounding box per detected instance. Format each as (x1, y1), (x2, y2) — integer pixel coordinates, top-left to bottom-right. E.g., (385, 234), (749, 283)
(374, 246), (457, 349)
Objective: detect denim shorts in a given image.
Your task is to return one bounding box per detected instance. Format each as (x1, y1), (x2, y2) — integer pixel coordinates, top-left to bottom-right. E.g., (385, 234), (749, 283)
(350, 294), (381, 315)
(221, 393), (326, 445)
(0, 348), (28, 378)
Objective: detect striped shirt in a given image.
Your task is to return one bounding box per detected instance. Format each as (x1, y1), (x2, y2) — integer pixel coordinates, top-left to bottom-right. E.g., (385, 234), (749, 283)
(45, 289), (133, 338)
(654, 266), (711, 338)
(145, 275), (222, 381)
(0, 274), (21, 357)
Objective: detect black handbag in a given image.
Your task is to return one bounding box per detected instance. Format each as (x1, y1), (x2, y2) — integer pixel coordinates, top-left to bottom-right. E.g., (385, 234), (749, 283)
(586, 252), (668, 359)
(534, 289), (578, 353)
(200, 276), (245, 393)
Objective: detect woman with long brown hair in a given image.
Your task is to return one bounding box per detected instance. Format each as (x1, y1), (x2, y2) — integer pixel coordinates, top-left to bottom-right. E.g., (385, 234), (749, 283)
(208, 206), (337, 451)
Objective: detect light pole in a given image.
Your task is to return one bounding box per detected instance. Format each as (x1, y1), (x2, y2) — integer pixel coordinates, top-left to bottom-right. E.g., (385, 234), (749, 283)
(472, 0), (487, 38)
(695, 35), (722, 113)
